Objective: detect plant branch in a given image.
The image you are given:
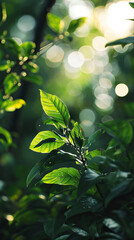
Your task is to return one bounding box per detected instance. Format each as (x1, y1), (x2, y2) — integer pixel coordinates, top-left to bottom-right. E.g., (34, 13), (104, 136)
(34, 0), (56, 53)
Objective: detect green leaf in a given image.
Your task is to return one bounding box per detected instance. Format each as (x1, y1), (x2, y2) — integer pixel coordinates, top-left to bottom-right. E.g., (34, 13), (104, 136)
(22, 74), (42, 85)
(41, 167), (80, 187)
(44, 118), (61, 129)
(67, 17), (86, 33)
(105, 178), (134, 207)
(71, 122), (84, 147)
(99, 120), (133, 146)
(0, 2), (7, 26)
(85, 149), (102, 160)
(105, 36), (134, 47)
(87, 129), (103, 147)
(129, 2), (134, 8)
(27, 151), (82, 187)
(23, 61), (39, 73)
(4, 73), (20, 95)
(78, 169), (100, 197)
(87, 156), (118, 173)
(21, 42), (35, 56)
(0, 126), (12, 145)
(65, 197), (100, 219)
(4, 39), (21, 60)
(1, 99), (26, 112)
(29, 131), (65, 153)
(40, 90), (70, 128)
(47, 13), (64, 33)
(0, 60), (14, 71)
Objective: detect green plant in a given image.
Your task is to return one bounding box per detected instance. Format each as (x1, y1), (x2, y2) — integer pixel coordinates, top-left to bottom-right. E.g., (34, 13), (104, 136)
(11, 89), (133, 240)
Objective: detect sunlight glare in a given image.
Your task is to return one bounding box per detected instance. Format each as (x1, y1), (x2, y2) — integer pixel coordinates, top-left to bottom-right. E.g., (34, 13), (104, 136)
(69, 2), (93, 19)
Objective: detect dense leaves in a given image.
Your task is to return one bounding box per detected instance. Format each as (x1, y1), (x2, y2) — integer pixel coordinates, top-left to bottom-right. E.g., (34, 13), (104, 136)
(1, 1), (134, 240)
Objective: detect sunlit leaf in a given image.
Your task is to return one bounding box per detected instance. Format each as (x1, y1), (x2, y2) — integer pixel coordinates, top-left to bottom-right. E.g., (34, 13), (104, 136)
(21, 42), (35, 56)
(1, 99), (26, 112)
(67, 17), (86, 33)
(0, 126), (12, 145)
(47, 13), (64, 33)
(29, 131), (65, 153)
(23, 61), (39, 73)
(40, 90), (70, 128)
(27, 151), (82, 187)
(0, 2), (7, 26)
(4, 73), (20, 95)
(105, 36), (134, 47)
(71, 122), (84, 147)
(41, 167), (80, 187)
(0, 60), (14, 71)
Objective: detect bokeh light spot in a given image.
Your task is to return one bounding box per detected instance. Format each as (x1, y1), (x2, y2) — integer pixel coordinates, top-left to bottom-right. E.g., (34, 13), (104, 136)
(69, 2), (93, 19)
(115, 83), (129, 97)
(79, 109), (95, 126)
(5, 215), (14, 222)
(68, 51), (84, 68)
(92, 36), (107, 51)
(95, 94), (113, 111)
(46, 45), (64, 63)
(17, 15), (36, 32)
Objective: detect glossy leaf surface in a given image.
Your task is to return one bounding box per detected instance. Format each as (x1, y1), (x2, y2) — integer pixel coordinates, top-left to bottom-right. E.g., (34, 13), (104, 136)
(40, 90), (70, 128)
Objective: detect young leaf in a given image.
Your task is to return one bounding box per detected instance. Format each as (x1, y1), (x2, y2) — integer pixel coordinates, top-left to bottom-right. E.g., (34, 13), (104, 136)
(1, 99), (26, 112)
(71, 122), (84, 147)
(29, 131), (65, 153)
(47, 13), (64, 33)
(23, 62), (39, 73)
(105, 36), (134, 47)
(4, 73), (20, 95)
(40, 90), (70, 128)
(21, 42), (35, 56)
(44, 118), (61, 129)
(41, 167), (80, 187)
(67, 17), (86, 33)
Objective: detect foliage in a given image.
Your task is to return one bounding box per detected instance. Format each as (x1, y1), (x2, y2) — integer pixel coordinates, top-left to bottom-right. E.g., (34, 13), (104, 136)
(1, 1), (134, 240)
(12, 89), (133, 240)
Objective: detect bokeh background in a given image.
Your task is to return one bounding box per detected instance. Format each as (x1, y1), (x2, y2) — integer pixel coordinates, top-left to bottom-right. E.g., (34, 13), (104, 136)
(0, 0), (134, 228)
